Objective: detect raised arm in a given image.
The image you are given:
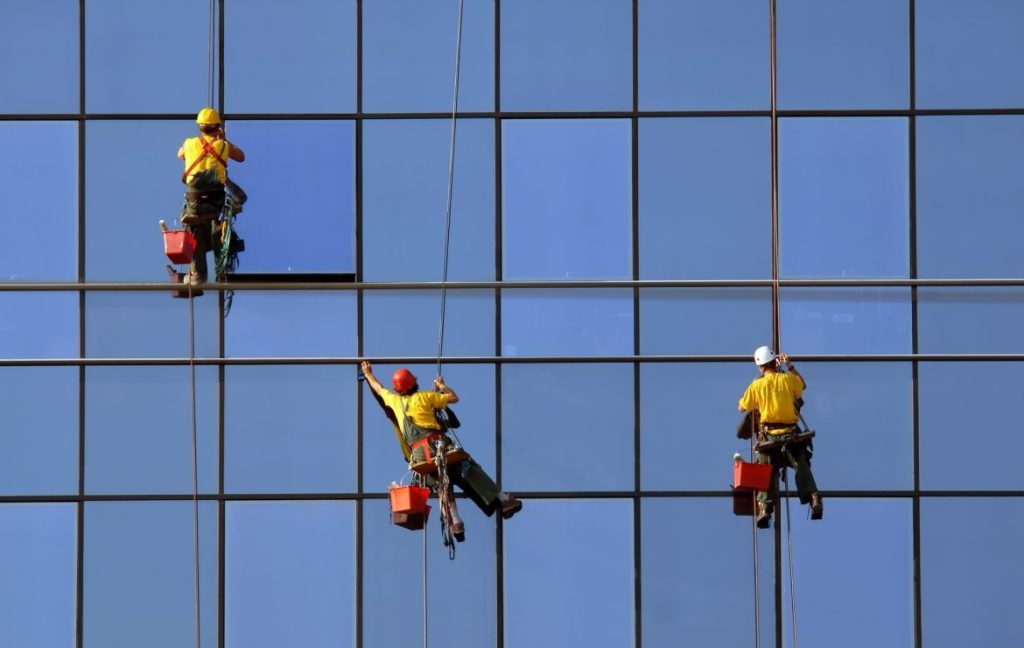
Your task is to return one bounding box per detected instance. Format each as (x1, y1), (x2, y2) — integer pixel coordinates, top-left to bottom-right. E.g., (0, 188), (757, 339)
(360, 360), (385, 397)
(433, 376), (459, 404)
(777, 353), (806, 389)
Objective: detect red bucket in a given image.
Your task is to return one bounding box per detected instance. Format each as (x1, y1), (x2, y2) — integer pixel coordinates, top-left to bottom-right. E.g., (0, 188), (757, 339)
(389, 484), (430, 515)
(733, 461), (772, 491)
(163, 230), (197, 264)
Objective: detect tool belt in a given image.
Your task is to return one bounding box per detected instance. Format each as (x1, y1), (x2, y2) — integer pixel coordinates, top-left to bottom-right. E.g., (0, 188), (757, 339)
(762, 422), (798, 431)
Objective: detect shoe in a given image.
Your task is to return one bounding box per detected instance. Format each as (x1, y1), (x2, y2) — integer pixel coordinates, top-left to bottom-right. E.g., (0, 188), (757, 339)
(756, 502), (773, 529)
(452, 521), (465, 543)
(810, 493), (824, 520)
(501, 496), (523, 520)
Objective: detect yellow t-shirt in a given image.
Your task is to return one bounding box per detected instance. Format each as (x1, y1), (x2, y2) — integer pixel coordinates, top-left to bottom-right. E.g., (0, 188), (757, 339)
(181, 135), (230, 183)
(738, 372), (804, 433)
(378, 389), (450, 433)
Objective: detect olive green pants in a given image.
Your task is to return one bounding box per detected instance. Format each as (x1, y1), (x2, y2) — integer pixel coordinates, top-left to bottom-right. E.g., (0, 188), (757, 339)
(755, 440), (818, 505)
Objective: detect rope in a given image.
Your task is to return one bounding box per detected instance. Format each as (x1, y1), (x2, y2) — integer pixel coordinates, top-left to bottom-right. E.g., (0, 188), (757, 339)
(769, 0), (781, 353)
(187, 282), (202, 648)
(783, 466), (799, 648)
(434, 0), (466, 378)
(207, 0), (215, 106)
(423, 520), (428, 648)
(750, 418), (762, 648)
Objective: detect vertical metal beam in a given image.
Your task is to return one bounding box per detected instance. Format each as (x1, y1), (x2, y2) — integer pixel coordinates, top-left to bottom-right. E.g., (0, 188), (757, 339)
(354, 1), (365, 646)
(631, 2), (643, 647)
(216, 2), (227, 646)
(493, 3), (505, 647)
(76, 2), (87, 646)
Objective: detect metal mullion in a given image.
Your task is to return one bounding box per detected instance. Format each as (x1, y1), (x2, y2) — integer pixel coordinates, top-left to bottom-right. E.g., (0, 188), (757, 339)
(908, 2), (923, 646)
(217, 2), (227, 647)
(631, 1), (642, 646)
(354, 1), (365, 646)
(494, 2), (505, 646)
(76, 1), (87, 645)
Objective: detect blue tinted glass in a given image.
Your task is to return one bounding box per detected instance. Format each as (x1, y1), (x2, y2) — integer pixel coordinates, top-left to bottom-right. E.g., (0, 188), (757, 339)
(0, 368), (77, 495)
(363, 290), (494, 358)
(501, 0), (631, 111)
(918, 288), (1024, 354)
(800, 362), (913, 489)
(780, 118), (908, 278)
(781, 288), (912, 354)
(503, 119), (631, 279)
(781, 499), (913, 647)
(504, 499), (633, 646)
(85, 502), (218, 648)
(0, 292), (77, 359)
(502, 289), (632, 357)
(0, 122), (76, 280)
(225, 0), (355, 113)
(777, 0), (908, 109)
(363, 500), (496, 647)
(85, 291), (218, 358)
(0, 3), (78, 113)
(919, 363), (1021, 490)
(225, 292), (356, 357)
(85, 120), (198, 281)
(640, 363), (762, 490)
(362, 364), (495, 494)
(363, 0), (493, 112)
(225, 501), (355, 648)
(503, 365), (633, 491)
(921, 498), (1024, 647)
(225, 366), (355, 493)
(917, 0), (1024, 108)
(639, 118), (770, 279)
(640, 289), (772, 355)
(85, 366), (216, 495)
(86, 0), (213, 113)
(227, 121), (354, 273)
(0, 504), (76, 647)
(642, 499), (755, 646)
(916, 116), (1024, 278)
(638, 0), (767, 110)
(362, 119), (494, 281)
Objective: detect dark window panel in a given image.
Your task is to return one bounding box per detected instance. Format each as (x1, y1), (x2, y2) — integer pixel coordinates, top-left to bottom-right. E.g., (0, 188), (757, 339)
(0, 2), (78, 113)
(780, 288), (912, 355)
(0, 293), (78, 359)
(362, 290), (494, 358)
(224, 366), (356, 494)
(362, 119), (494, 282)
(918, 288), (1024, 354)
(640, 289), (772, 356)
(85, 291), (219, 358)
(503, 289), (633, 357)
(225, 292), (356, 358)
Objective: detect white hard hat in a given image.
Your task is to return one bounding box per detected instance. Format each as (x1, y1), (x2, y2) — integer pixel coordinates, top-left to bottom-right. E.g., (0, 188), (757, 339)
(753, 346), (776, 366)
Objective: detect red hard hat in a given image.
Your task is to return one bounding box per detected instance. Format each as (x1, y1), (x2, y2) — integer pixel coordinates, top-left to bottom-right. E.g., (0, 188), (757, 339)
(391, 368), (416, 393)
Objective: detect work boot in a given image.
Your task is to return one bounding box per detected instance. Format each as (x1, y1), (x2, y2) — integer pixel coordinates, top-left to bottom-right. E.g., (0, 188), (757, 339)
(452, 521), (465, 543)
(810, 493), (824, 520)
(501, 496), (523, 520)
(756, 502), (773, 529)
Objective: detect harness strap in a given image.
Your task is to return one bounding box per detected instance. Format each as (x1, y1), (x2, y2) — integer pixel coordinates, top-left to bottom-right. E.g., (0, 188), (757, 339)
(411, 434), (444, 462)
(182, 136), (229, 183)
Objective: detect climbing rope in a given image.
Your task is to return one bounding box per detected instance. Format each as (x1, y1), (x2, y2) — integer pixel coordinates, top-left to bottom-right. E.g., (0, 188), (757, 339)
(206, 0), (216, 107)
(782, 465), (799, 648)
(750, 417), (762, 648)
(187, 281), (202, 648)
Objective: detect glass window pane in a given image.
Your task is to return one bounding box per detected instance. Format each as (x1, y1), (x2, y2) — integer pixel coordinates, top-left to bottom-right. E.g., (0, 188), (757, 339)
(503, 119), (631, 279)
(225, 501), (355, 648)
(916, 116), (1024, 278)
(504, 499), (633, 646)
(362, 364), (495, 495)
(225, 0), (355, 113)
(227, 121), (355, 273)
(501, 0), (631, 111)
(0, 504), (76, 648)
(502, 289), (632, 357)
(781, 499), (913, 647)
(919, 363), (1021, 490)
(921, 498), (1024, 647)
(362, 500), (495, 647)
(0, 292), (77, 359)
(363, 1), (493, 112)
(225, 292), (356, 358)
(85, 366), (217, 495)
(0, 2), (78, 113)
(85, 291), (218, 358)
(641, 363), (764, 490)
(0, 122), (76, 280)
(639, 118), (770, 279)
(918, 288), (1024, 354)
(0, 368), (78, 495)
(642, 499), (756, 646)
(638, 0), (767, 110)
(640, 289), (771, 355)
(85, 0), (213, 113)
(777, 0), (908, 109)
(916, 0), (1024, 109)
(781, 288), (912, 355)
(225, 366), (356, 494)
(503, 365), (633, 491)
(84, 501), (218, 648)
(362, 119), (494, 281)
(85, 120), (197, 281)
(779, 118), (909, 278)
(363, 290), (494, 358)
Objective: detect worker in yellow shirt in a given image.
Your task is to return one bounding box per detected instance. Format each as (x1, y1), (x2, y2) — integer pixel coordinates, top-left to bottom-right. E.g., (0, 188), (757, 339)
(175, 107), (246, 285)
(360, 361), (523, 541)
(739, 346), (822, 528)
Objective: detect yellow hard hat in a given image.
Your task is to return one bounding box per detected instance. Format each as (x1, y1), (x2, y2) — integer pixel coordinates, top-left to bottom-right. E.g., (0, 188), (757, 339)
(196, 107), (221, 126)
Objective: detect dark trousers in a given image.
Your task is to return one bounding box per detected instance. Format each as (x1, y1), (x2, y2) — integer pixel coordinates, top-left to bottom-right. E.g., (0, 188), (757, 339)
(756, 440), (818, 505)
(184, 220), (215, 282)
(449, 459), (502, 517)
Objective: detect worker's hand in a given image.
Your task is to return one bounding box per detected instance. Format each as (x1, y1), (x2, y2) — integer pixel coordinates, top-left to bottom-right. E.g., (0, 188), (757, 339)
(433, 376), (447, 391)
(777, 353), (793, 369)
(360, 360), (373, 375)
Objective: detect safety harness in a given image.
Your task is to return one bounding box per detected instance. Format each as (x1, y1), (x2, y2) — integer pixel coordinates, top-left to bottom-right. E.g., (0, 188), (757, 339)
(181, 136), (229, 184)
